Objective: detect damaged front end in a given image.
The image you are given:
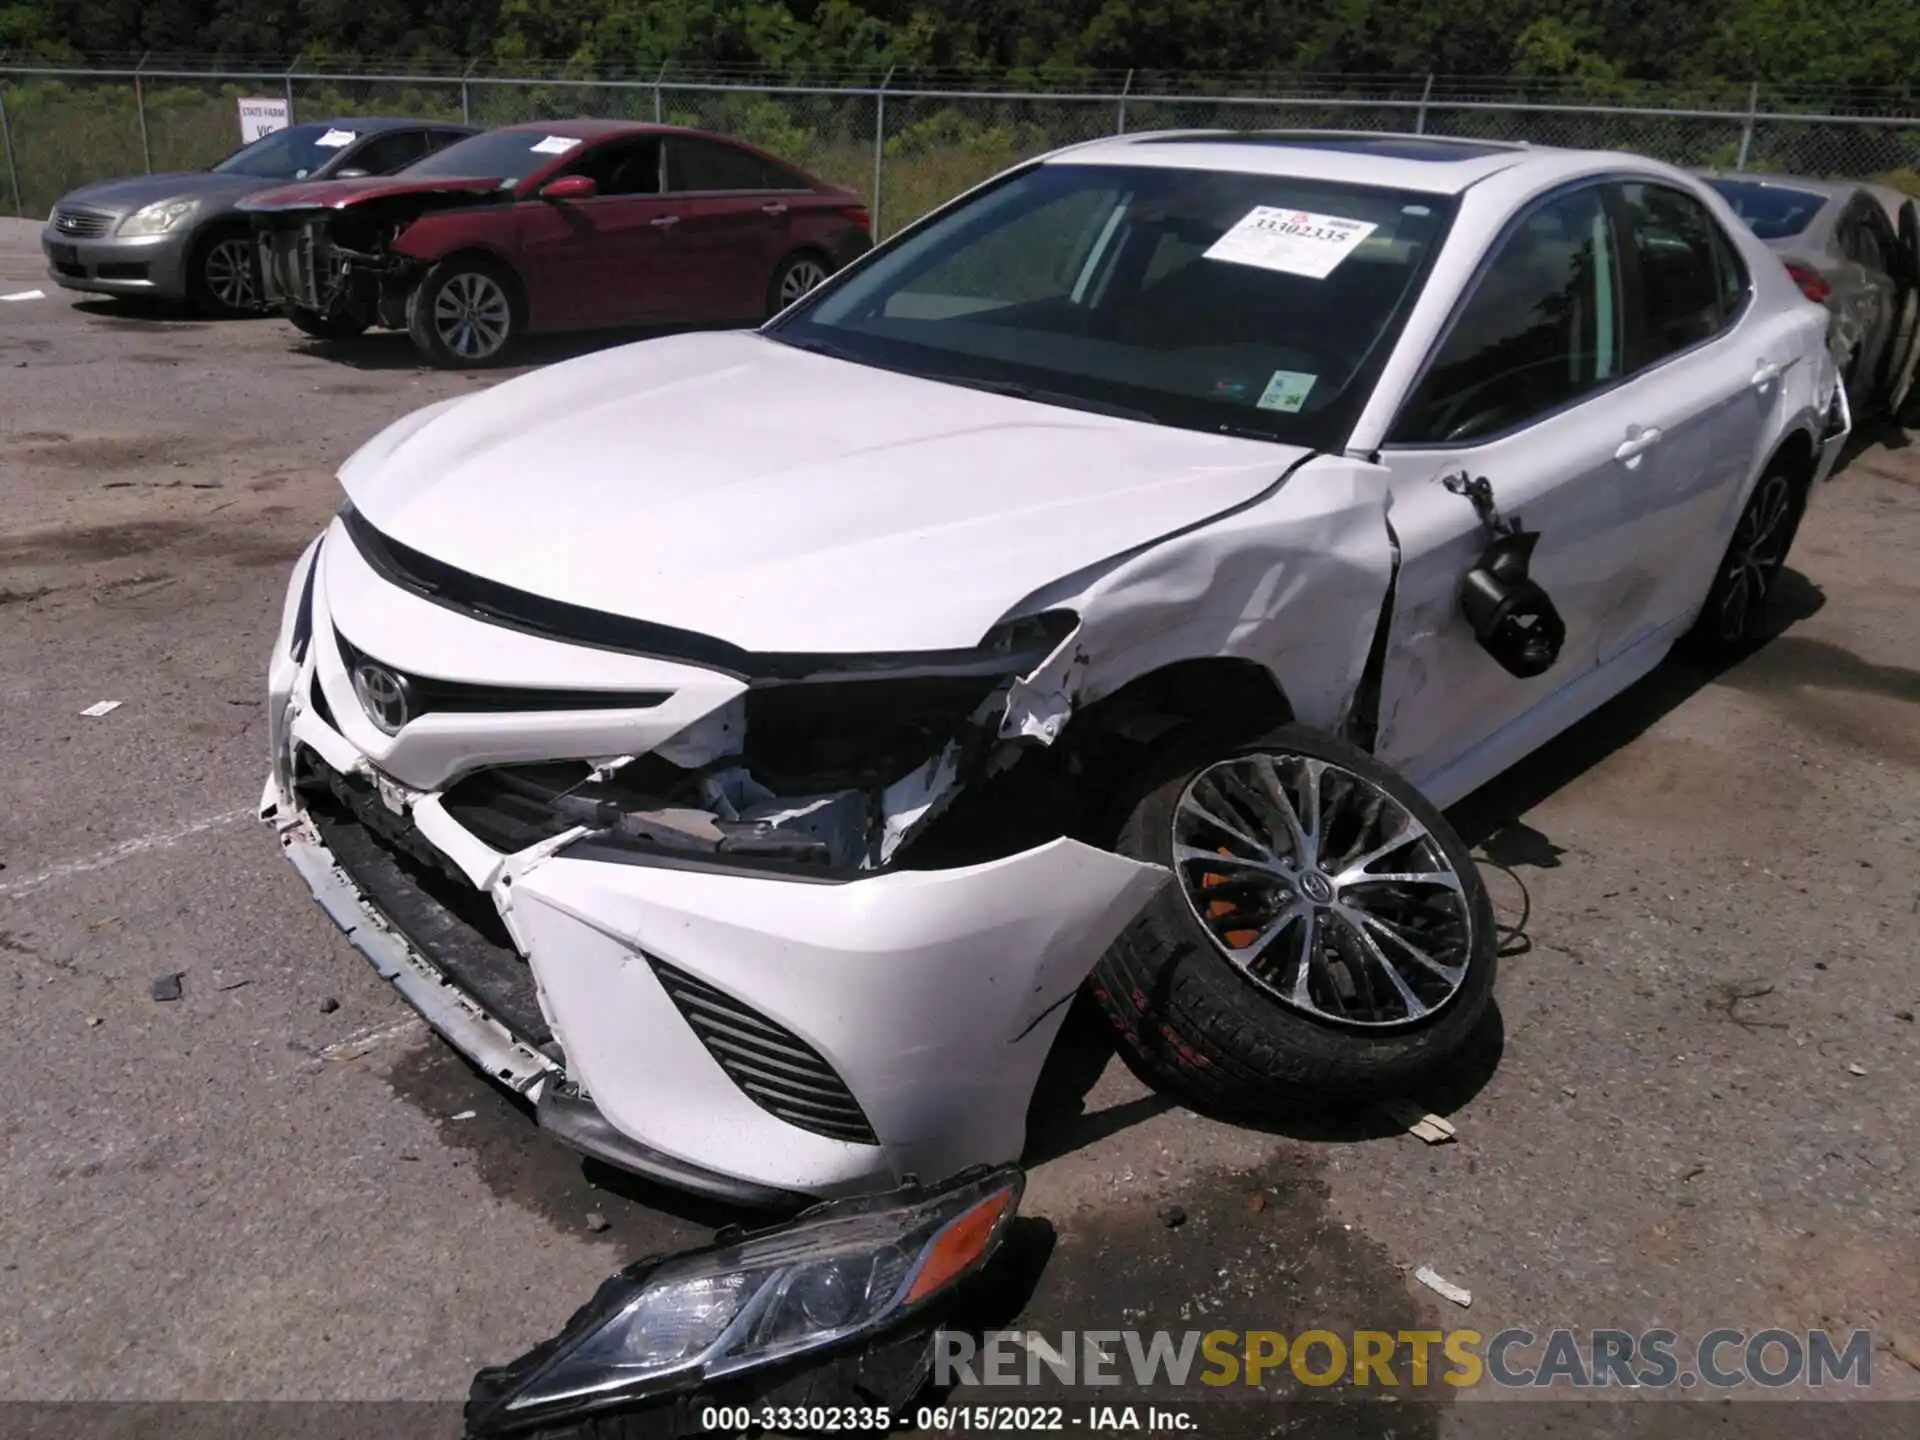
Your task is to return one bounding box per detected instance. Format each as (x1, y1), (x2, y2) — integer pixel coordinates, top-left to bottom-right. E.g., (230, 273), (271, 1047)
(442, 609), (1083, 879)
(243, 180), (504, 326)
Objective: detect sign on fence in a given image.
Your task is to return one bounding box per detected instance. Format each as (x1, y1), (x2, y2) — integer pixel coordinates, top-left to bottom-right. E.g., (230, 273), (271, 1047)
(237, 97), (290, 144)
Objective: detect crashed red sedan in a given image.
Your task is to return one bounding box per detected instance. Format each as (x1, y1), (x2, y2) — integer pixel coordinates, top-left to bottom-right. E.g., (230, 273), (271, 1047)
(239, 120), (872, 367)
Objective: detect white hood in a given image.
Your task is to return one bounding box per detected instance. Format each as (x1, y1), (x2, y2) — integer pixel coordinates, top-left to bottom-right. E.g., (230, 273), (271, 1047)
(339, 330), (1309, 653)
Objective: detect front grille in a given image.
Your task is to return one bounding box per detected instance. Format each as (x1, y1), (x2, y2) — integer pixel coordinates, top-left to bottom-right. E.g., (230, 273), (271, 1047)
(52, 207), (112, 238)
(295, 747), (551, 1045)
(333, 627), (671, 722)
(653, 960), (878, 1145)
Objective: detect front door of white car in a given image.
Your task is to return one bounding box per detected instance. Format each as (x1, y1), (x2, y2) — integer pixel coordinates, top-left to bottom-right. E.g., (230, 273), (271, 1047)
(1366, 181), (1642, 801)
(1593, 180), (1780, 661)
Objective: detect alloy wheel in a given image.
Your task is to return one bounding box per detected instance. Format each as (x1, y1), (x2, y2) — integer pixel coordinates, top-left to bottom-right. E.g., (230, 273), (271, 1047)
(434, 272), (512, 361)
(1172, 752), (1476, 1029)
(779, 258), (828, 306)
(1714, 471), (1793, 643)
(204, 237), (258, 310)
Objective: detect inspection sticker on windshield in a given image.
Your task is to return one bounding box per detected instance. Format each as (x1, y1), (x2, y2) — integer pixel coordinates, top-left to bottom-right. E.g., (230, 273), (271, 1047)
(530, 135), (583, 155)
(315, 129), (357, 148)
(1205, 207), (1379, 279)
(1257, 370), (1317, 413)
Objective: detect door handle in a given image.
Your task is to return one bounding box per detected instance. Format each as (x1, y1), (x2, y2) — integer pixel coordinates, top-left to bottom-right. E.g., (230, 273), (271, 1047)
(1614, 426), (1663, 462)
(650, 214), (681, 229)
(760, 201), (788, 216)
(1751, 359), (1784, 389)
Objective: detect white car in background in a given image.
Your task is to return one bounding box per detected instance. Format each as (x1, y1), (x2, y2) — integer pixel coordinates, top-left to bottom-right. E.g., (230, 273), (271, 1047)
(264, 130), (1846, 1207)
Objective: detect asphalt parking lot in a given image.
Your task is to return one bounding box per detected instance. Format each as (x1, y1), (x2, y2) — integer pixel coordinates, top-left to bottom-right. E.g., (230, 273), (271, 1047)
(2, 211), (1917, 1432)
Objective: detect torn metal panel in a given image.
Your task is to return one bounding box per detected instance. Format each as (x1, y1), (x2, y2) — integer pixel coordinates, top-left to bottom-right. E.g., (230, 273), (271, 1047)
(1008, 454), (1400, 735)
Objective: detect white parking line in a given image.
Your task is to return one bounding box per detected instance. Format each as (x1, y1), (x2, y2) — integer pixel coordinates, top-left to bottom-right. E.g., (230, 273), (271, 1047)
(0, 807), (254, 899)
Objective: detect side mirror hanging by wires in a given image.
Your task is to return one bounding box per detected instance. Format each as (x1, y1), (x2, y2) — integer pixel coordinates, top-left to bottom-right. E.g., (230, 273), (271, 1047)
(1442, 471), (1566, 680)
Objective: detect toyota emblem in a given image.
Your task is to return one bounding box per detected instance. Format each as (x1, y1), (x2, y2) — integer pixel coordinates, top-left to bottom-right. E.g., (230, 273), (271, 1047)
(350, 661), (412, 735)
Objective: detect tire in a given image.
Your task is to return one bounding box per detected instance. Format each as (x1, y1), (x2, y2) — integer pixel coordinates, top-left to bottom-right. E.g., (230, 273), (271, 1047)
(284, 305), (369, 341)
(1881, 288), (1920, 422)
(406, 257), (522, 368)
(1087, 724), (1498, 1107)
(766, 250), (831, 318)
(188, 226), (260, 317)
(1679, 454), (1805, 660)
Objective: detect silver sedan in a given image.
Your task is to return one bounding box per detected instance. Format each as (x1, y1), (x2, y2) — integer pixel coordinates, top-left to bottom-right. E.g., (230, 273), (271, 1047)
(1704, 172), (1920, 419)
(42, 117), (476, 316)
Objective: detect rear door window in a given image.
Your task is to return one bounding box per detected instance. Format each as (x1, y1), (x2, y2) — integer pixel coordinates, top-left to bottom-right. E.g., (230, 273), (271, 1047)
(1615, 182), (1744, 370)
(668, 138), (778, 193)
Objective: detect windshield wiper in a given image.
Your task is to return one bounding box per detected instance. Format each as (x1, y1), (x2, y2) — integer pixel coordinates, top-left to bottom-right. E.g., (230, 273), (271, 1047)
(919, 373), (1160, 425)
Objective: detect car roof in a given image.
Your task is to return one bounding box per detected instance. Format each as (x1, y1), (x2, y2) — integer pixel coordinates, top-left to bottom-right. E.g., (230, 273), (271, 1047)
(1049, 130), (1556, 195)
(313, 117), (479, 134)
(492, 119), (668, 140)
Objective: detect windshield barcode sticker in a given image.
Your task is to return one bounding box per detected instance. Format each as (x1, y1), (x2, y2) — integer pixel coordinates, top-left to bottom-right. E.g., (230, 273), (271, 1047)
(315, 129), (357, 148)
(1204, 207), (1380, 279)
(530, 135), (583, 155)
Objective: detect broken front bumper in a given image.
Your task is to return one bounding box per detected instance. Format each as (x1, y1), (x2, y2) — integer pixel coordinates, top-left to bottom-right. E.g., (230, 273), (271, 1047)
(265, 531), (1165, 1205)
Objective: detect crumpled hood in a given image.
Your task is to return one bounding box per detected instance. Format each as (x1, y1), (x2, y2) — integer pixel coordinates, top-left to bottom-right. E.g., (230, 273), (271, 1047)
(54, 171), (267, 218)
(339, 330), (1309, 653)
(239, 175), (504, 213)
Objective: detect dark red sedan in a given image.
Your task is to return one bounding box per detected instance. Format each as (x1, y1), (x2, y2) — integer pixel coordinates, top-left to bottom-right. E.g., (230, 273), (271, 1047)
(239, 120), (872, 366)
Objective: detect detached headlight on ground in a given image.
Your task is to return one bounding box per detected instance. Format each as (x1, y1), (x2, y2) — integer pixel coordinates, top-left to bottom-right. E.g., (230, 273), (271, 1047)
(468, 1166), (1023, 1434)
(118, 198), (200, 236)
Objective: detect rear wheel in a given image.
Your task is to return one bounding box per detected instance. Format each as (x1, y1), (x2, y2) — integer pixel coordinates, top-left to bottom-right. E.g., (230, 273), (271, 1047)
(1680, 455), (1803, 658)
(189, 228), (259, 317)
(767, 250), (830, 318)
(407, 257), (521, 368)
(1088, 724), (1497, 1107)
(284, 305), (369, 341)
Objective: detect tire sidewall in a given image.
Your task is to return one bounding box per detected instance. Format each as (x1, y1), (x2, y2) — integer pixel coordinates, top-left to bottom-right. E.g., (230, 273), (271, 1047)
(1097, 723), (1498, 1102)
(408, 258), (521, 368)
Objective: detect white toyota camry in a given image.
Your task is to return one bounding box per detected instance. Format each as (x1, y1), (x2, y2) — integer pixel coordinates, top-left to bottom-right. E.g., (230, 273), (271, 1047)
(264, 130), (1848, 1206)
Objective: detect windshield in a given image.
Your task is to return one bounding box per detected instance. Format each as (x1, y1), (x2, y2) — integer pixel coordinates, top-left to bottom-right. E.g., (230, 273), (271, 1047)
(212, 124), (361, 180)
(768, 162), (1455, 448)
(402, 130), (581, 184)
(1707, 180), (1830, 241)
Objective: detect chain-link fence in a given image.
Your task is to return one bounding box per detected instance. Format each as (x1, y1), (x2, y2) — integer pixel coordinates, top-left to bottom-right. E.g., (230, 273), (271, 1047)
(2, 62), (1917, 232)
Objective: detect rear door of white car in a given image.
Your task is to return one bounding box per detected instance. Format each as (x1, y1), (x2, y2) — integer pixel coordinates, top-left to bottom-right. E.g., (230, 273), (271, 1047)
(1366, 180), (1639, 800)
(1593, 179), (1783, 661)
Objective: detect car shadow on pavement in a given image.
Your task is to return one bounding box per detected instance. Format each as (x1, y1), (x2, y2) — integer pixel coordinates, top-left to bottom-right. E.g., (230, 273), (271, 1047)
(71, 296), (265, 326)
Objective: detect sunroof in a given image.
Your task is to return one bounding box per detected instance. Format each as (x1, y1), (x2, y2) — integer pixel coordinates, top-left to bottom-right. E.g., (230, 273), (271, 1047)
(1141, 133), (1521, 162)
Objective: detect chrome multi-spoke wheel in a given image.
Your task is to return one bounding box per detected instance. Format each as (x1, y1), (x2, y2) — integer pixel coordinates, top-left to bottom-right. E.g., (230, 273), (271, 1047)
(1090, 724), (1497, 1104)
(779, 257), (828, 306)
(433, 271), (512, 362)
(1172, 752), (1475, 1029)
(410, 260), (521, 369)
(768, 252), (830, 316)
(203, 237), (257, 310)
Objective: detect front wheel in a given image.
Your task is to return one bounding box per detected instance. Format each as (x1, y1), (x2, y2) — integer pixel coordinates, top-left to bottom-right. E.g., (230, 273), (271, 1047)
(189, 228), (260, 317)
(407, 258), (521, 368)
(1088, 724), (1497, 1107)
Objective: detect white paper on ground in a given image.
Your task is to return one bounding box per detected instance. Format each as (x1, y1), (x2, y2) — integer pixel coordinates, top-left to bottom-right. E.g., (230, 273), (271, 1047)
(1204, 207), (1379, 279)
(1, 289), (45, 302)
(80, 700), (124, 718)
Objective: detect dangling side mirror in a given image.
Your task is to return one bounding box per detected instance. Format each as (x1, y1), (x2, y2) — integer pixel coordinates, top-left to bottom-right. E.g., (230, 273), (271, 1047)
(1459, 530), (1566, 679)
